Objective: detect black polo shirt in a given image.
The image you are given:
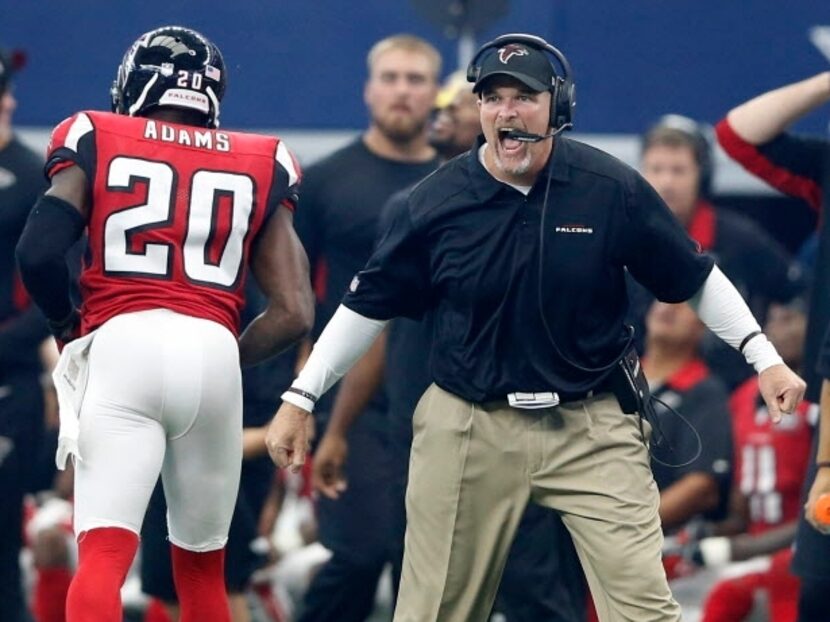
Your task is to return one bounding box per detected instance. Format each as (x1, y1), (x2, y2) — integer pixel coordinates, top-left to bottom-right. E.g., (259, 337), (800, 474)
(343, 135), (714, 402)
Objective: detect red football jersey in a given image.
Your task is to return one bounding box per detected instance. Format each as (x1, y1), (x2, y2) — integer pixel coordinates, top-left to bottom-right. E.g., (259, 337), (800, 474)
(730, 378), (815, 534)
(45, 111), (300, 336)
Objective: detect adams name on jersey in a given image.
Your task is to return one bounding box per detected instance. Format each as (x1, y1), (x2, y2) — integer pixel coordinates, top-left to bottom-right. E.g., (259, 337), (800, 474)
(45, 110), (300, 336)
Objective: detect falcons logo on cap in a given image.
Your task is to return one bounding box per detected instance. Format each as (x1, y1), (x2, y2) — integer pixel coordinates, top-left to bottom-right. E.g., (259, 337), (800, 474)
(498, 44), (529, 64)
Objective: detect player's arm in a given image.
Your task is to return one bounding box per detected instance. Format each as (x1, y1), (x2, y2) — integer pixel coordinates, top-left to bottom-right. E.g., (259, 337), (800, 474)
(239, 206), (314, 368)
(708, 481), (750, 538)
(313, 329), (388, 499)
(693, 520), (798, 568)
(15, 166), (89, 345)
(659, 473), (720, 532)
(728, 521), (798, 562)
(726, 72), (830, 144)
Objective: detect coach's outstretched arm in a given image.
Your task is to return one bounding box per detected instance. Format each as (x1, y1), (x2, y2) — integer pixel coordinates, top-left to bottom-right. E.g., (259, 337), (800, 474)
(265, 304), (387, 471)
(689, 265), (806, 419)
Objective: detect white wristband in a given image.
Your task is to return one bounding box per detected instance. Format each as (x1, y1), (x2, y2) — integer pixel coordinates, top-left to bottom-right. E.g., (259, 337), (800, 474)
(699, 536), (731, 567)
(743, 333), (784, 373)
(281, 390), (315, 413)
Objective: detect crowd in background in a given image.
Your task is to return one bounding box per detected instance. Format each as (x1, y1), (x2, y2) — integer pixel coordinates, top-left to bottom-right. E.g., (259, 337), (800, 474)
(0, 27), (828, 622)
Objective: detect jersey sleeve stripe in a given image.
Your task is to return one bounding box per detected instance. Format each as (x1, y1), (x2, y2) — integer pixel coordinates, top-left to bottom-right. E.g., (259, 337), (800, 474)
(47, 159), (77, 178)
(275, 141), (300, 187)
(65, 113), (94, 153)
(715, 118), (822, 212)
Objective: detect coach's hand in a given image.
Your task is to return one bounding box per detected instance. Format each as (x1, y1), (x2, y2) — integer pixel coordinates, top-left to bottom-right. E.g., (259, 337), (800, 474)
(313, 431), (349, 499)
(266, 402), (312, 472)
(758, 363), (806, 423)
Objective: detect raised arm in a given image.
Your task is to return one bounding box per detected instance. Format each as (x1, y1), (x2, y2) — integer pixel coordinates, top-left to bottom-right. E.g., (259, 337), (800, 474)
(726, 72), (830, 144)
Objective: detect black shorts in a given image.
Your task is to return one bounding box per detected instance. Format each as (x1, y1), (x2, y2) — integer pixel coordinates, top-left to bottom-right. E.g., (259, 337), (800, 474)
(140, 480), (262, 601)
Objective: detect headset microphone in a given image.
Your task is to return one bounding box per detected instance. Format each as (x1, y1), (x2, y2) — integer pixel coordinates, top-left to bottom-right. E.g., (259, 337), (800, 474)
(503, 129), (551, 143)
(504, 123), (573, 143)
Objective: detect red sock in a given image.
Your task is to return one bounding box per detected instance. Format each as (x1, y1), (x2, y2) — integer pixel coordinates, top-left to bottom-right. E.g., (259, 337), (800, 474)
(143, 598), (174, 622)
(171, 544), (230, 622)
(33, 567), (73, 622)
(66, 527), (139, 622)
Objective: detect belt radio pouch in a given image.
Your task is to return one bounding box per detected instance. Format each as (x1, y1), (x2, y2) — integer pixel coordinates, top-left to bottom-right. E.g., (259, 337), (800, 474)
(611, 347), (650, 415)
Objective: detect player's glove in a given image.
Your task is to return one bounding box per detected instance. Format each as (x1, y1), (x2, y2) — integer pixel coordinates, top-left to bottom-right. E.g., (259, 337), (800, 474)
(47, 308), (81, 352)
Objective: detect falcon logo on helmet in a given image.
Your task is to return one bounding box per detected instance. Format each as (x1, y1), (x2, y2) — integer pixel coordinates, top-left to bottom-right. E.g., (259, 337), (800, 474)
(111, 26), (227, 128)
(497, 45), (529, 64)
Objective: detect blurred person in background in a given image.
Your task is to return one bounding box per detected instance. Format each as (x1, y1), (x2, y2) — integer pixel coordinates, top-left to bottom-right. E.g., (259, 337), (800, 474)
(289, 34), (442, 622)
(717, 71), (830, 622)
(690, 300), (813, 622)
(0, 44), (50, 622)
(642, 302), (733, 536)
(631, 115), (802, 390)
(312, 72), (587, 622)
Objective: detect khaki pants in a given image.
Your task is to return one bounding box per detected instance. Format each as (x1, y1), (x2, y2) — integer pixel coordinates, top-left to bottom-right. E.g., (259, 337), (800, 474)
(394, 384), (681, 622)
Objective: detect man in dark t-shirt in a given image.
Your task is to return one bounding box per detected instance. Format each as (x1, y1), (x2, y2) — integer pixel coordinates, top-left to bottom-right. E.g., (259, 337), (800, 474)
(290, 35), (442, 622)
(0, 46), (49, 621)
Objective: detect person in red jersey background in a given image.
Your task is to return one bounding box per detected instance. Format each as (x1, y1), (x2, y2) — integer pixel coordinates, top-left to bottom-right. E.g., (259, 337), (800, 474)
(15, 25), (313, 622)
(694, 301), (814, 622)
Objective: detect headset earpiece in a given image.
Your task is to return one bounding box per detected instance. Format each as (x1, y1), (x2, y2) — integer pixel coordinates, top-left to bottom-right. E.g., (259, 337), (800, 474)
(466, 33), (575, 130)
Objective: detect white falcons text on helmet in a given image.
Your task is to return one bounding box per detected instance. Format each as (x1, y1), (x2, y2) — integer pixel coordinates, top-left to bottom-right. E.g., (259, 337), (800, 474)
(159, 89), (210, 114)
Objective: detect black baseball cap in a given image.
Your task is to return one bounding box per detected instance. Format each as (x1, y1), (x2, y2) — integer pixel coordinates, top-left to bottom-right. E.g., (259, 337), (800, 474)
(471, 43), (554, 94)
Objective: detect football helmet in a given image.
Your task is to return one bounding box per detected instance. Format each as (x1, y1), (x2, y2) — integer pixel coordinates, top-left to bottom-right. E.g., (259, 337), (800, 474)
(111, 26), (226, 128)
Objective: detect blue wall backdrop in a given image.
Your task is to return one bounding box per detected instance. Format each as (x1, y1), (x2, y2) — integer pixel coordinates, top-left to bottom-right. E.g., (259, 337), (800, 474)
(2, 1), (829, 132)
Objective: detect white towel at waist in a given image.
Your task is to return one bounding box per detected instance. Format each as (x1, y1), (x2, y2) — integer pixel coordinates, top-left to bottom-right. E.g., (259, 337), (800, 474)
(52, 331), (97, 470)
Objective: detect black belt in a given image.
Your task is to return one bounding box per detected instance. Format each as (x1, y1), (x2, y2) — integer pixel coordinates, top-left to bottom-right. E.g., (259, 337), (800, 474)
(557, 373), (618, 404)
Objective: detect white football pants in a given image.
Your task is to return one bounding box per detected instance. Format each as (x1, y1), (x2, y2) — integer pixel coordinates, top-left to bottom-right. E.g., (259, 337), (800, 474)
(73, 309), (242, 551)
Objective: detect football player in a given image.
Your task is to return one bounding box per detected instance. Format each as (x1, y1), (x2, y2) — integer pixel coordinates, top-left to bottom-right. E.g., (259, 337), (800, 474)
(15, 26), (313, 622)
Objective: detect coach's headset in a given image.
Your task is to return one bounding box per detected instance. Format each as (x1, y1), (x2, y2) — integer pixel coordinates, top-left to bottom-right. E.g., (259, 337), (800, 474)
(469, 34), (633, 373)
(466, 33), (576, 133)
